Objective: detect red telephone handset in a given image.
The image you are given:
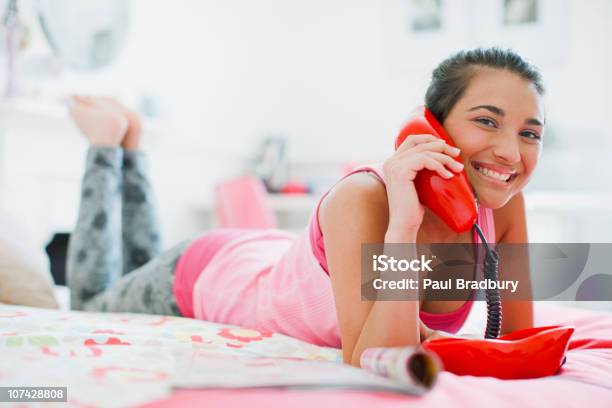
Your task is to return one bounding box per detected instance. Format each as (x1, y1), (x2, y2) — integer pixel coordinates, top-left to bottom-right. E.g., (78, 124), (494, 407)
(394, 106), (478, 233)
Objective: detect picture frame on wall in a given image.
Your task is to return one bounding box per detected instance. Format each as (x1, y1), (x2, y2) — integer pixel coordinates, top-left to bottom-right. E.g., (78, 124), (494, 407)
(409, 0), (443, 32)
(381, 0), (471, 74)
(503, 0), (538, 26)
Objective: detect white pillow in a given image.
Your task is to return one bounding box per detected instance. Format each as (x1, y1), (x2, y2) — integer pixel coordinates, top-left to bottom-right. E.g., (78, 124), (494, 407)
(0, 210), (58, 308)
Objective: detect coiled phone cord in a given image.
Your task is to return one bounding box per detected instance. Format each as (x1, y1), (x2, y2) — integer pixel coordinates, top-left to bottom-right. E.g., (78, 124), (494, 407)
(473, 223), (502, 339)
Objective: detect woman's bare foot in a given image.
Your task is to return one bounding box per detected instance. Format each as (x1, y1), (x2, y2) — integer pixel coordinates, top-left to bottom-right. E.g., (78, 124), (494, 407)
(69, 96), (142, 150)
(69, 96), (128, 147)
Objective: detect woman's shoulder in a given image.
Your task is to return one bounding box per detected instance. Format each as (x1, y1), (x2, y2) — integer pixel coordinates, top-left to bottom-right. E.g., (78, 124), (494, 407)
(321, 168), (388, 214)
(318, 168), (389, 236)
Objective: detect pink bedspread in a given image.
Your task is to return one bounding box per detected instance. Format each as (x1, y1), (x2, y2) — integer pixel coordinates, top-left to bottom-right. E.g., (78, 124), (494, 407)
(146, 304), (612, 408)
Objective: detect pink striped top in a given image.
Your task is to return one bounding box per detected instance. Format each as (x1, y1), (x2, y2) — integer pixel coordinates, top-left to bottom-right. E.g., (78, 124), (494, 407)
(174, 163), (495, 348)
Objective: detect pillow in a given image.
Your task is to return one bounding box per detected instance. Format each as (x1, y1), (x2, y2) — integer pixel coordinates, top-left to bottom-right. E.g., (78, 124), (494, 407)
(0, 210), (58, 308)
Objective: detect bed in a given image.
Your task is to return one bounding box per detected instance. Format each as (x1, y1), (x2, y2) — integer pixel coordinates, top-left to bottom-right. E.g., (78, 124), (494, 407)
(0, 302), (610, 407)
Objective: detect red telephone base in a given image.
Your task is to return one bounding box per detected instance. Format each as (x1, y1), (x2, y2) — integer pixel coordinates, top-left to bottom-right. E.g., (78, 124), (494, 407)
(422, 325), (574, 379)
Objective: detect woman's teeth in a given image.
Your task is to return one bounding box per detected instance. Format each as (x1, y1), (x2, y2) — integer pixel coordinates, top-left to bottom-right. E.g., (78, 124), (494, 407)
(476, 166), (512, 182)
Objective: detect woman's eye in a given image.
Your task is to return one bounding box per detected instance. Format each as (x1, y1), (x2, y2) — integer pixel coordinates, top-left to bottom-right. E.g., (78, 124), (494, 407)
(475, 118), (497, 128)
(520, 130), (541, 141)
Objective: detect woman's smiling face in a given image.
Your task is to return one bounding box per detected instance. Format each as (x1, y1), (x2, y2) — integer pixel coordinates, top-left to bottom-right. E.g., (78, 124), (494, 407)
(443, 68), (545, 209)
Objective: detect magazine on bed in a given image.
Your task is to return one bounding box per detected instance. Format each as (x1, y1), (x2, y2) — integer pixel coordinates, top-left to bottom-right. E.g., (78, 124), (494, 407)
(172, 346), (440, 395)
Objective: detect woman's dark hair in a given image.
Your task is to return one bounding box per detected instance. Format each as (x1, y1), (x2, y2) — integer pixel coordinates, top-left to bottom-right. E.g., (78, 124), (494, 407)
(425, 48), (545, 123)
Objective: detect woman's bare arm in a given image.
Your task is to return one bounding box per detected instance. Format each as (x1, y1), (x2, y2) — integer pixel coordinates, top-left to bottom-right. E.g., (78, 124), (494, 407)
(319, 173), (420, 367)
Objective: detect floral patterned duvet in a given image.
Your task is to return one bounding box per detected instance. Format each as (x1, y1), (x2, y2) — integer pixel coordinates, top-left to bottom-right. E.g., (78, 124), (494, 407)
(0, 304), (341, 407)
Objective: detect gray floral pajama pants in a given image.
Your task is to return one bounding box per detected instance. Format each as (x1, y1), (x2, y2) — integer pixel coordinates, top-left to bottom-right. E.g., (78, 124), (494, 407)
(67, 146), (190, 315)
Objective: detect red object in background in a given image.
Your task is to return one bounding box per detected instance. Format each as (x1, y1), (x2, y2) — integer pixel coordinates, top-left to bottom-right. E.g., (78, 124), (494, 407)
(395, 107), (478, 233)
(423, 325), (574, 379)
(280, 181), (310, 194)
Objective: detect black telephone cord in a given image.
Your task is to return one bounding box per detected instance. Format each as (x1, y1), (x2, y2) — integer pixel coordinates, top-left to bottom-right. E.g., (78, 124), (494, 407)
(473, 223), (502, 339)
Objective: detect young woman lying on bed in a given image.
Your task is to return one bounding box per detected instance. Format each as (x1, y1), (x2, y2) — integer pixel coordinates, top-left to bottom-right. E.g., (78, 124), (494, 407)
(67, 47), (542, 367)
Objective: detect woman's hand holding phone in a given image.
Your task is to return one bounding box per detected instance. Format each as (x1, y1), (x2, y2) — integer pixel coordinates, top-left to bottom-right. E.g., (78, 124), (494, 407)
(383, 134), (464, 239)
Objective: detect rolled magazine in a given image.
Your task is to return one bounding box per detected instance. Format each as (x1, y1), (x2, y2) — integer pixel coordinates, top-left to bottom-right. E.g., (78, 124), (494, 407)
(360, 346), (440, 392)
(173, 348), (438, 395)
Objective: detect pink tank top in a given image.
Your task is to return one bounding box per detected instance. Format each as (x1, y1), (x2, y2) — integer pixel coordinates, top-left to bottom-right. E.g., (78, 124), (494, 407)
(175, 163), (495, 348)
(309, 163), (496, 334)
